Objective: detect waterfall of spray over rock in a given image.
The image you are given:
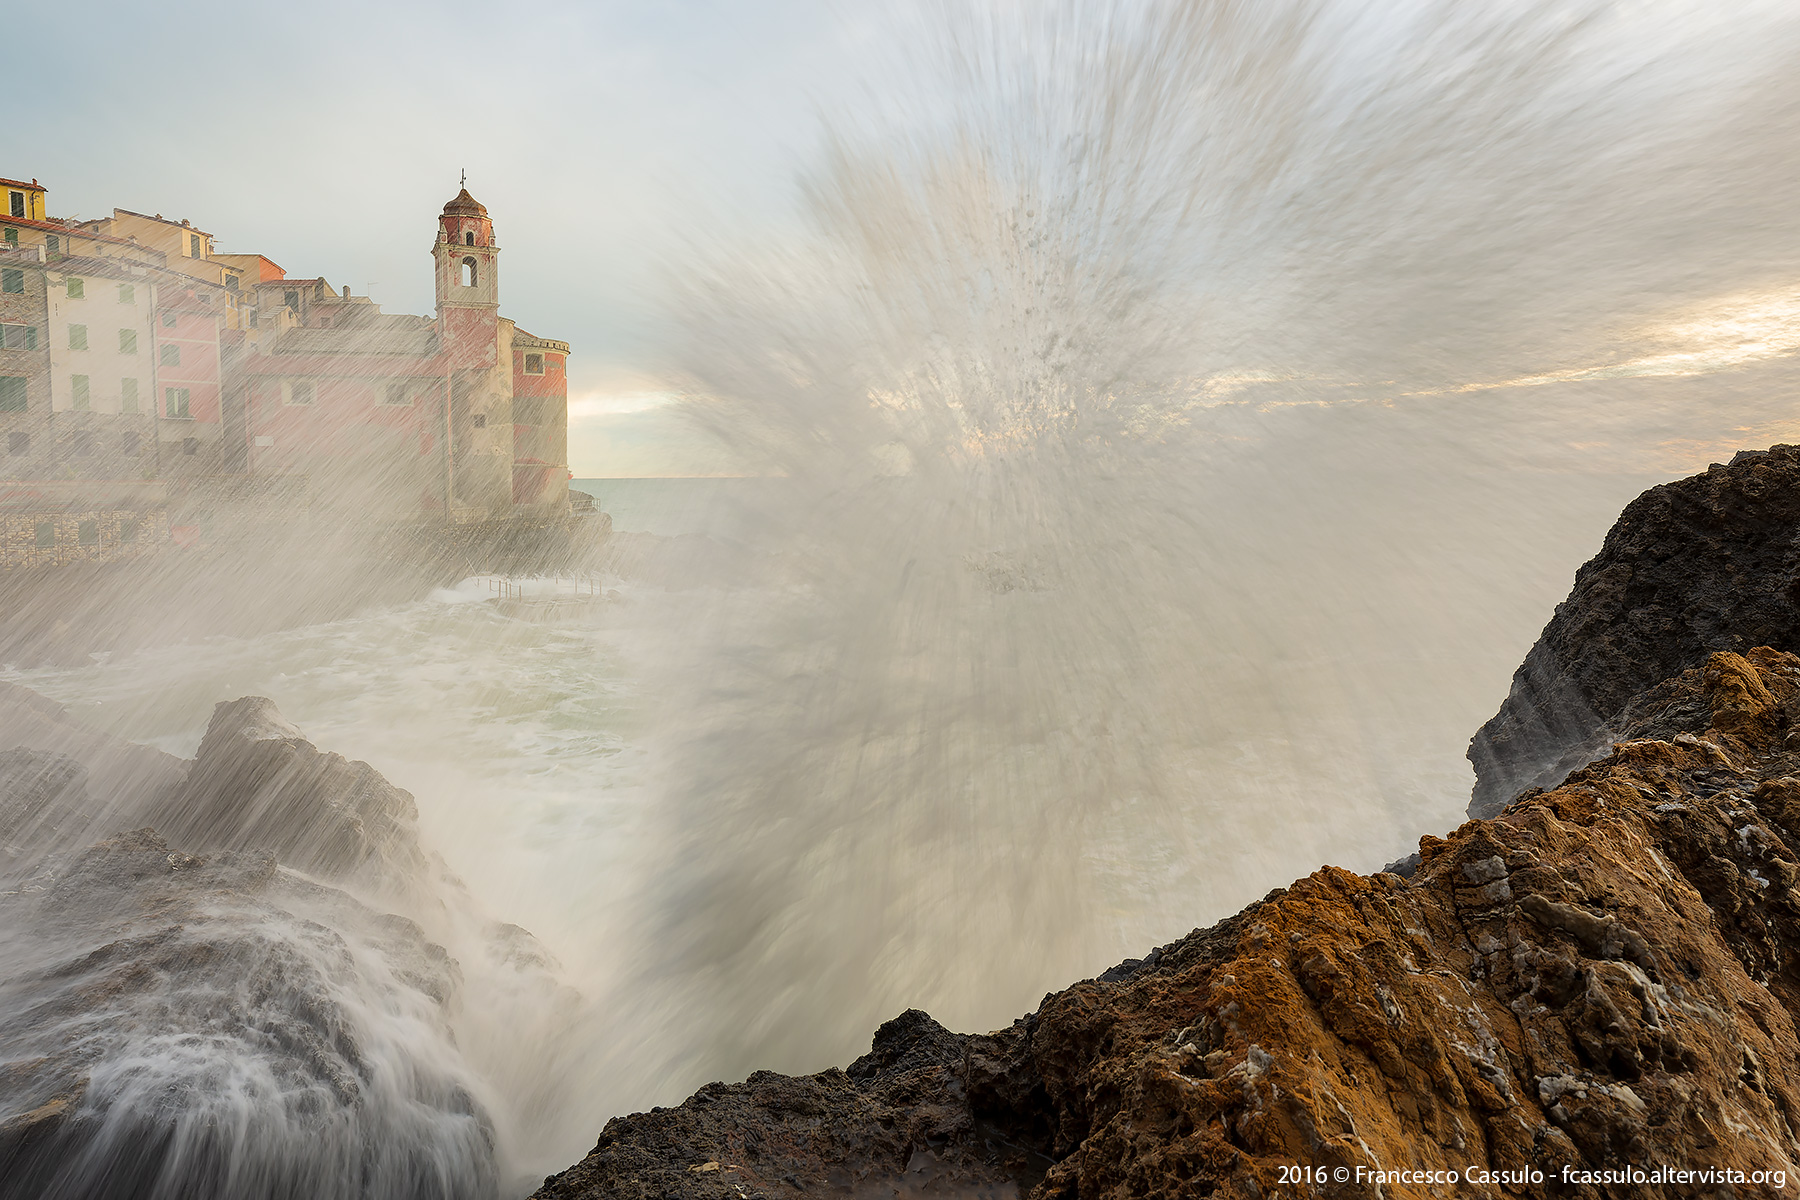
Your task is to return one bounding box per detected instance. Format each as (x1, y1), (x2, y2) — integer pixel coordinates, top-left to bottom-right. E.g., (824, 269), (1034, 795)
(613, 0), (1800, 1088)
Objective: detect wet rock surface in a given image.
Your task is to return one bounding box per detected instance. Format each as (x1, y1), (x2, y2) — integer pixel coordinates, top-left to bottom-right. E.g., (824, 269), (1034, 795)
(0, 696), (505, 1200)
(1468, 445), (1800, 817)
(542, 646), (1800, 1198)
(143, 695), (427, 884)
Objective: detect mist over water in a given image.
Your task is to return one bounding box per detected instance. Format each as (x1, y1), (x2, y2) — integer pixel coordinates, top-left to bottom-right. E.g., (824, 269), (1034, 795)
(9, 0), (1800, 1194)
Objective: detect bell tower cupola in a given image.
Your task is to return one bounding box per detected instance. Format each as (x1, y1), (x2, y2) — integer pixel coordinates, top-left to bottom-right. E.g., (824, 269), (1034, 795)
(434, 180), (499, 312)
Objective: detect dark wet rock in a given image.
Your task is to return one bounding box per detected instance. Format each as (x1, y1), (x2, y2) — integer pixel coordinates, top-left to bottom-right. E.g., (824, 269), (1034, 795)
(140, 696), (426, 883)
(539, 646), (1800, 1199)
(0, 826), (498, 1200)
(0, 681), (186, 841)
(534, 1009), (1027, 1200)
(0, 692), (539, 1200)
(1468, 444), (1800, 817)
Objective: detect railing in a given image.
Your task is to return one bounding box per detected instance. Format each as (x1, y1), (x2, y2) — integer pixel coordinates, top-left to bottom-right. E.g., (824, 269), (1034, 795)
(485, 574), (601, 602)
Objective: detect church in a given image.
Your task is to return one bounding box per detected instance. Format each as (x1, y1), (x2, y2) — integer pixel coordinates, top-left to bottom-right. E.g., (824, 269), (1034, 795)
(230, 186), (571, 522)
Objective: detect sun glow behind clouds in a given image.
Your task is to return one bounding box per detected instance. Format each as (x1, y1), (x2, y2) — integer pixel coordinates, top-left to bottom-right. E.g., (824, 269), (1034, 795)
(1453, 286), (1800, 394)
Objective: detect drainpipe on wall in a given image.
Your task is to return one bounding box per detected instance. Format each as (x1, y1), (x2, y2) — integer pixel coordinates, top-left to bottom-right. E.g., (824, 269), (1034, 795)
(149, 283), (162, 483)
(443, 369), (454, 524)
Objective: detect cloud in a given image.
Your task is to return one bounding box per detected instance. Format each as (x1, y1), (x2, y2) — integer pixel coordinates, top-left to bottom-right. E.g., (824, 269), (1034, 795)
(568, 401), (748, 478)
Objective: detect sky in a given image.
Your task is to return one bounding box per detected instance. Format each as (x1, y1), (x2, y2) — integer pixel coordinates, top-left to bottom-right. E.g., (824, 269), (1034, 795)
(10, 0), (867, 476)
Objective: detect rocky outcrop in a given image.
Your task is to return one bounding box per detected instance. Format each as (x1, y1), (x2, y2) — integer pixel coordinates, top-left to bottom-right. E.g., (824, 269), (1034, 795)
(141, 696), (427, 883)
(0, 826), (500, 1200)
(1468, 445), (1800, 817)
(0, 693), (508, 1200)
(540, 646), (1800, 1198)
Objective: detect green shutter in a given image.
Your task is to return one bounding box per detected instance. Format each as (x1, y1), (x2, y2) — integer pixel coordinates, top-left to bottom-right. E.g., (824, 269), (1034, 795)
(69, 324), (87, 351)
(1, 269), (22, 294)
(77, 521), (98, 546)
(118, 283), (134, 303)
(71, 375), (90, 410)
(34, 522), (54, 548)
(119, 329), (137, 354)
(160, 344), (179, 366)
(66, 277), (84, 299)
(121, 377), (138, 413)
(0, 377), (25, 412)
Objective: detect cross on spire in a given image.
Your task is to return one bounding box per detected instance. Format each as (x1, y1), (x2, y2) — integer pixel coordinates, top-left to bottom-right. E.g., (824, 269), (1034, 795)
(460, 168), (467, 188)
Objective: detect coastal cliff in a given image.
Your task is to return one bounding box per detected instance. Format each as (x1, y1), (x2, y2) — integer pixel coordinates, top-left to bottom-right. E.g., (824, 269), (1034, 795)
(1467, 444), (1800, 818)
(537, 457), (1800, 1200)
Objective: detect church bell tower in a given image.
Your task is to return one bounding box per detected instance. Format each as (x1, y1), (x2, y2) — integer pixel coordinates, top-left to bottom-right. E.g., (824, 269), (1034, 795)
(434, 182), (500, 353)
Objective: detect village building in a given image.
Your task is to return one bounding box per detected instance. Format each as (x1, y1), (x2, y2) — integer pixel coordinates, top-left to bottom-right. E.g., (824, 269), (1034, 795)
(0, 172), (572, 562)
(0, 243), (168, 567)
(4, 179), (47, 223)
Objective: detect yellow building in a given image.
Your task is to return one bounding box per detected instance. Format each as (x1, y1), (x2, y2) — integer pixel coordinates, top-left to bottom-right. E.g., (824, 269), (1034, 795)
(76, 210), (250, 328)
(2, 179), (46, 223)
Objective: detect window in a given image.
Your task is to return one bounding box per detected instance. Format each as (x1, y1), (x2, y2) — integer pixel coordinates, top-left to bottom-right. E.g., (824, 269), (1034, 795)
(71, 375), (90, 410)
(1, 269), (22, 294)
(472, 413), (486, 429)
(1, 324), (37, 350)
(73, 433), (94, 456)
(0, 377), (24, 412)
(122, 431), (141, 456)
(161, 313), (176, 328)
(225, 275), (239, 293)
(464, 231), (475, 245)
(120, 520), (138, 543)
(524, 353), (543, 374)
(78, 520), (98, 545)
(384, 382), (412, 405)
(287, 380), (314, 406)
(34, 521), (54, 549)
(66, 277), (84, 299)
(190, 233), (201, 257)
(182, 437), (198, 456)
(68, 325), (87, 351)
(7, 191), (21, 218)
(165, 386), (190, 418)
(2, 228), (14, 245)
(121, 377), (138, 413)
(118, 283), (134, 304)
(283, 290), (299, 310)
(45, 235), (58, 255)
(461, 257), (476, 287)
(7, 431), (28, 454)
(160, 344), (180, 367)
(119, 329), (137, 354)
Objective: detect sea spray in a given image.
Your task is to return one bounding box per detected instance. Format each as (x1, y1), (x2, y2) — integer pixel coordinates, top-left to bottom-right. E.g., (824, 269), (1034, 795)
(614, 0), (1800, 1086)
